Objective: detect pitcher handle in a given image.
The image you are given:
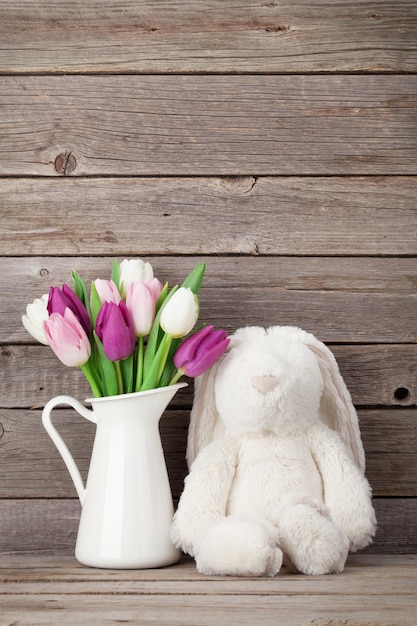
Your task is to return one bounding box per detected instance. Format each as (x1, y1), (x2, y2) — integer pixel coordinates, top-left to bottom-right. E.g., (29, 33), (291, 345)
(42, 395), (97, 505)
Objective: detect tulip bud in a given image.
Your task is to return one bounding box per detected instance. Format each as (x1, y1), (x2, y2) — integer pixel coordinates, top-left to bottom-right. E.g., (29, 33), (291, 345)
(95, 301), (136, 361)
(160, 287), (199, 338)
(173, 325), (230, 378)
(126, 281), (156, 337)
(93, 279), (122, 305)
(119, 259), (154, 298)
(43, 308), (91, 367)
(145, 277), (164, 303)
(22, 294), (49, 345)
(47, 284), (90, 336)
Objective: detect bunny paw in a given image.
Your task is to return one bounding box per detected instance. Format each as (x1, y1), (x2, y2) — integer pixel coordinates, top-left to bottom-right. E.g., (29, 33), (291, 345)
(195, 516), (283, 577)
(278, 501), (349, 575)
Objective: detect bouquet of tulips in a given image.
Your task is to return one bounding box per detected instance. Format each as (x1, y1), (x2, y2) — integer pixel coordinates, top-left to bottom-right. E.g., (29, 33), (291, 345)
(22, 259), (230, 398)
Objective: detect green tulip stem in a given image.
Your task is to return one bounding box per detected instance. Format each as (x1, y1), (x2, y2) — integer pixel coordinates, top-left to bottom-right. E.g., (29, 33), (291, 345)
(81, 359), (102, 398)
(168, 368), (184, 386)
(156, 334), (173, 385)
(135, 336), (144, 392)
(114, 361), (124, 395)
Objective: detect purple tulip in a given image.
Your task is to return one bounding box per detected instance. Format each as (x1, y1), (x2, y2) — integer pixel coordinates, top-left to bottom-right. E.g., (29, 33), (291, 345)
(173, 325), (230, 378)
(95, 300), (136, 361)
(47, 284), (90, 336)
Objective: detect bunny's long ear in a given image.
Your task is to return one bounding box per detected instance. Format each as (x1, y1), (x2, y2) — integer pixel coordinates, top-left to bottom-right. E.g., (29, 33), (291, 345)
(301, 331), (366, 473)
(186, 357), (226, 468)
(186, 326), (266, 467)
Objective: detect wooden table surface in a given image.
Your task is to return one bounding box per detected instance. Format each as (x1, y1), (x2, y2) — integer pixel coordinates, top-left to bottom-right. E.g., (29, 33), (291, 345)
(1, 554), (416, 625)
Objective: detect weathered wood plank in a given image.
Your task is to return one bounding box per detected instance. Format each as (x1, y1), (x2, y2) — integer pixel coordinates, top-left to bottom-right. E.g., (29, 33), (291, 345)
(331, 344), (417, 408)
(1, 553), (416, 578)
(0, 408), (415, 498)
(1, 590), (416, 626)
(1, 554), (416, 592)
(1, 500), (415, 557)
(0, 0), (414, 587)
(1, 177), (416, 256)
(1, 558), (417, 596)
(361, 409), (417, 494)
(3, 572), (417, 597)
(1, 1), (415, 73)
(1, 75), (416, 176)
(7, 256), (417, 344)
(1, 344), (416, 409)
(372, 499), (417, 555)
(1, 497), (416, 560)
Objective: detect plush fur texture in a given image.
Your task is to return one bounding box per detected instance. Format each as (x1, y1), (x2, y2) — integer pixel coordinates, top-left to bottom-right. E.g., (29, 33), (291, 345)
(171, 326), (377, 577)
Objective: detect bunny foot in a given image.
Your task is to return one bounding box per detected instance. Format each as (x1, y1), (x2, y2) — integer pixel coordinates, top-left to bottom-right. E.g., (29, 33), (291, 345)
(195, 516), (283, 577)
(277, 499), (349, 575)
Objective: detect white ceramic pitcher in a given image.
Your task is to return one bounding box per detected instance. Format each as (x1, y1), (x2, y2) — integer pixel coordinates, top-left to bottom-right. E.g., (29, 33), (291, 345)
(42, 383), (186, 569)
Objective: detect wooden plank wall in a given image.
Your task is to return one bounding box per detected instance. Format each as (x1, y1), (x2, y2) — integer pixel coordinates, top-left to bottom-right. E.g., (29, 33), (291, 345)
(0, 1), (416, 556)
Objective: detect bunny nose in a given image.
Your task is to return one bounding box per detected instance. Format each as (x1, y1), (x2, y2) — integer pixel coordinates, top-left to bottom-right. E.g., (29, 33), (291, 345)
(251, 375), (280, 395)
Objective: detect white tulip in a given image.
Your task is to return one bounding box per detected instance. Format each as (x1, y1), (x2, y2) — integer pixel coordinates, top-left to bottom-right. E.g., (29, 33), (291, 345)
(22, 294), (49, 345)
(160, 288), (199, 338)
(119, 259), (154, 298)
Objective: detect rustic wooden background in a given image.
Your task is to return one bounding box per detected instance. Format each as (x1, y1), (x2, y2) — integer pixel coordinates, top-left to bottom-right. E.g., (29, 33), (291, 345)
(0, 0), (416, 557)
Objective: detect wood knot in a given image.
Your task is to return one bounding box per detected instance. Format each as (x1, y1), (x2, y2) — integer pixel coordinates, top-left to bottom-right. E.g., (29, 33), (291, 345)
(393, 387), (412, 404)
(220, 177), (257, 195)
(54, 151), (77, 175)
(265, 24), (289, 33)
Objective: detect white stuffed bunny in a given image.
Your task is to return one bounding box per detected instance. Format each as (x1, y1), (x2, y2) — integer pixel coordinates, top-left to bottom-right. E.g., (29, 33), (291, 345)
(171, 326), (376, 576)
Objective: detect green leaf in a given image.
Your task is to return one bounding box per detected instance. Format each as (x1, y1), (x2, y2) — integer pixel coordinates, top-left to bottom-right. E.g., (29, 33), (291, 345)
(155, 282), (169, 313)
(93, 332), (118, 396)
(111, 258), (120, 288)
(90, 281), (102, 326)
(134, 337), (144, 392)
(72, 270), (91, 318)
(158, 336), (180, 387)
(143, 284), (178, 375)
(141, 333), (172, 391)
(81, 357), (103, 398)
(120, 351), (134, 394)
(159, 356), (178, 387)
(114, 361), (124, 395)
(181, 262), (206, 295)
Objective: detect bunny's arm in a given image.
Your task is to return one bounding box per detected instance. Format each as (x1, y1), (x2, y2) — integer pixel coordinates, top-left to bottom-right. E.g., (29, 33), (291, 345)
(171, 436), (238, 556)
(308, 424), (376, 551)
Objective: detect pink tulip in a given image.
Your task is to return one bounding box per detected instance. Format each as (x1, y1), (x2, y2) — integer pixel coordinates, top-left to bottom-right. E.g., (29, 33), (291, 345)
(95, 301), (136, 361)
(173, 325), (230, 378)
(47, 284), (90, 336)
(43, 308), (91, 367)
(126, 281), (156, 337)
(145, 277), (164, 303)
(93, 279), (122, 305)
